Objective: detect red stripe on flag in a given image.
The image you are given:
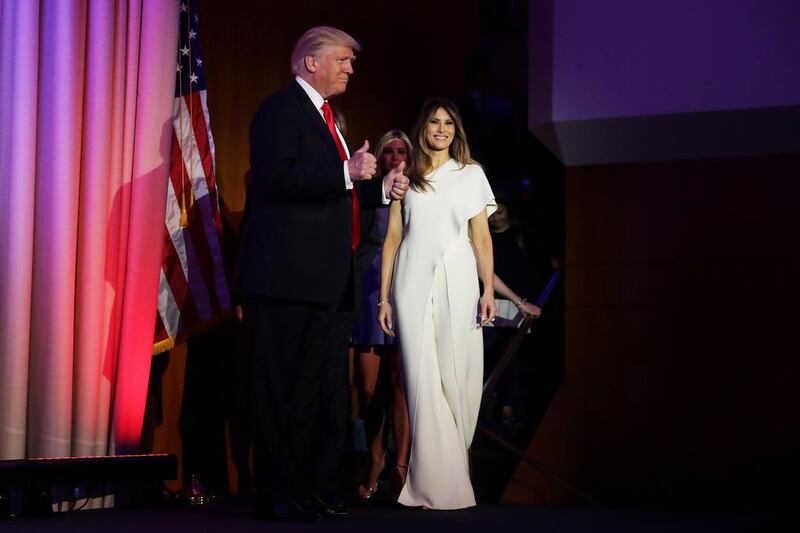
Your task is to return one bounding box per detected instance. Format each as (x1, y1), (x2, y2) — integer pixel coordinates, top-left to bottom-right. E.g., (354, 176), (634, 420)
(187, 92), (222, 234)
(161, 224), (199, 327)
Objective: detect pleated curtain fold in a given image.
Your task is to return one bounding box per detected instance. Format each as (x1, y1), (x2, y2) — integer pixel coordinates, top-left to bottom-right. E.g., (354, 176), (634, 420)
(0, 0), (178, 460)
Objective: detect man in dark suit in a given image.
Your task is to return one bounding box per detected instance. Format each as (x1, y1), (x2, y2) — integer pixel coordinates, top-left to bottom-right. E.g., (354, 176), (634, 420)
(239, 26), (408, 522)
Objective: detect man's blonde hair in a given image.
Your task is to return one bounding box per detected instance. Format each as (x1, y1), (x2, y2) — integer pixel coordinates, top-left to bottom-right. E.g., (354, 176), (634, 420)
(290, 26), (361, 75)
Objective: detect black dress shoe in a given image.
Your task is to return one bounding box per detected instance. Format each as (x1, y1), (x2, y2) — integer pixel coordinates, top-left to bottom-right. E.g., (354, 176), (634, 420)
(299, 495), (351, 518)
(254, 497), (320, 523)
(326, 500), (352, 518)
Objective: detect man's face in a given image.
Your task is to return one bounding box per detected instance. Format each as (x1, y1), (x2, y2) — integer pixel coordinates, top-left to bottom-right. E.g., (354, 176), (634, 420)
(308, 45), (355, 99)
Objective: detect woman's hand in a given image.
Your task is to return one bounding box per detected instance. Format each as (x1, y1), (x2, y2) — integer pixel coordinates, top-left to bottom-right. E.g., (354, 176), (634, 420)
(479, 293), (497, 327)
(519, 301), (542, 318)
(377, 301), (395, 337)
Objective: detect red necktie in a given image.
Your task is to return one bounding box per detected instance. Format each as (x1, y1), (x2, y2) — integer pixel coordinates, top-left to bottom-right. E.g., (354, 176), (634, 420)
(321, 101), (360, 250)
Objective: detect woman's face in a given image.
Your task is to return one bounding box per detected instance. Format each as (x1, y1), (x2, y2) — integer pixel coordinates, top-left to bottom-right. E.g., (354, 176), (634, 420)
(489, 204), (509, 231)
(380, 139), (408, 173)
(424, 107), (455, 153)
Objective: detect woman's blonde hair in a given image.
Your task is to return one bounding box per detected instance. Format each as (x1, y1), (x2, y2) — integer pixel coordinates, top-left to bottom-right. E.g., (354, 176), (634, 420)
(373, 130), (412, 174)
(408, 98), (474, 191)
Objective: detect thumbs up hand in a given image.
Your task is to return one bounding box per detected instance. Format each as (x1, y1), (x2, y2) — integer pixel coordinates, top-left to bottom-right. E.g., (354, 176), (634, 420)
(384, 160), (410, 200)
(347, 139), (376, 181)
(355, 140), (369, 153)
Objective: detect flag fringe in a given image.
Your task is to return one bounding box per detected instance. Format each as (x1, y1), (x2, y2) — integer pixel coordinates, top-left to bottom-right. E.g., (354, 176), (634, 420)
(152, 308), (236, 356)
(153, 336), (176, 355)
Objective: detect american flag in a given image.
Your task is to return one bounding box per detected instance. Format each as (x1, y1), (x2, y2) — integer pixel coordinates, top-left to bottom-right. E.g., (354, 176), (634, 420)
(154, 0), (230, 354)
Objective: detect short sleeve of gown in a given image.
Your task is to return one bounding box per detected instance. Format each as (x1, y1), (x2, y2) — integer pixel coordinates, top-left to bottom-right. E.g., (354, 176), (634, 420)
(460, 164), (497, 222)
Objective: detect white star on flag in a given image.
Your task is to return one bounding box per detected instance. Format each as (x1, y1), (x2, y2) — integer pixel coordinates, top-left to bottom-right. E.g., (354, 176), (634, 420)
(188, 29), (197, 39)
(180, 46), (190, 56)
(189, 73), (198, 84)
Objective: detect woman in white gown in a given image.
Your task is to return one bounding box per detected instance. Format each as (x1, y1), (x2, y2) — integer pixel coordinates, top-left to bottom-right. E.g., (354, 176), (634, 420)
(377, 98), (497, 509)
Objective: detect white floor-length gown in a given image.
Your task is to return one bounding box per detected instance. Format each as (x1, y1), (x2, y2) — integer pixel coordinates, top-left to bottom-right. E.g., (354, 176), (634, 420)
(393, 159), (496, 509)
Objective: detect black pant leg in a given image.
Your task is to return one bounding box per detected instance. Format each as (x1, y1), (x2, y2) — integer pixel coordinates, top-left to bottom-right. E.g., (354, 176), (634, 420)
(244, 296), (336, 501)
(311, 314), (353, 493)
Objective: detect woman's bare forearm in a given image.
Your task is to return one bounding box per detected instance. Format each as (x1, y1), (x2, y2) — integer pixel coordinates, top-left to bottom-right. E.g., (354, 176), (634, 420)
(380, 200), (403, 302)
(470, 213), (494, 294)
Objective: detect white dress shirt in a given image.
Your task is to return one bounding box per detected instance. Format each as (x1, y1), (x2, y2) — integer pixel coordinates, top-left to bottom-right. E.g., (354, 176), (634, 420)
(295, 76), (390, 204)
(295, 76), (353, 189)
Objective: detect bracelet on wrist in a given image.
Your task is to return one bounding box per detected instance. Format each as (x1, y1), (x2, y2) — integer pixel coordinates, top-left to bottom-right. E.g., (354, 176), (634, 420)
(377, 299), (390, 307)
(515, 298), (527, 308)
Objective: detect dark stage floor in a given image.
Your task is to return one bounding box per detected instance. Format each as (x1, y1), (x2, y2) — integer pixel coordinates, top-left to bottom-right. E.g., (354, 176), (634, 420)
(4, 499), (792, 532)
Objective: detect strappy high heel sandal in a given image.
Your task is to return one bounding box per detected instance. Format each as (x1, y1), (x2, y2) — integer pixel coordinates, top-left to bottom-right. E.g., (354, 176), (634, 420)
(357, 450), (386, 499)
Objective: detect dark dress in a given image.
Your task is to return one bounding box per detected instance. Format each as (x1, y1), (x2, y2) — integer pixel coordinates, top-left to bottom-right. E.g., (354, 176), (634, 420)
(350, 208), (394, 346)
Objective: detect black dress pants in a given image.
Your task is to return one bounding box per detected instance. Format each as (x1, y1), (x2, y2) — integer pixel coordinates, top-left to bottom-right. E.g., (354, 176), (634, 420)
(244, 295), (351, 502)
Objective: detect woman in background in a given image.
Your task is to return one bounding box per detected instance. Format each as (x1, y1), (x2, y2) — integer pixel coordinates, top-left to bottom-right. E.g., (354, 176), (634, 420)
(483, 196), (543, 428)
(352, 130), (413, 499)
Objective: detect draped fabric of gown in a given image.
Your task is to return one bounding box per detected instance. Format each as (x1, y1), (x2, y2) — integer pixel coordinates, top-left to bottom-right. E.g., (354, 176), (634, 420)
(393, 159), (496, 509)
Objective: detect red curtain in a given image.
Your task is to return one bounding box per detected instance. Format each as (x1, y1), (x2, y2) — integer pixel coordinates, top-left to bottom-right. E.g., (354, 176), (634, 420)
(0, 0), (178, 460)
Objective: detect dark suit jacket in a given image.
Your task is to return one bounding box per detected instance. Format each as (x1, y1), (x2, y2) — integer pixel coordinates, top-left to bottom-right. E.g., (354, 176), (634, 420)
(239, 80), (385, 304)
(344, 205), (382, 320)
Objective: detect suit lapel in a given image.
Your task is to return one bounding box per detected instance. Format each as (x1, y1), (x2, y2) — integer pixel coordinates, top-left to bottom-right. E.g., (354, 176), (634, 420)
(289, 81), (343, 161)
